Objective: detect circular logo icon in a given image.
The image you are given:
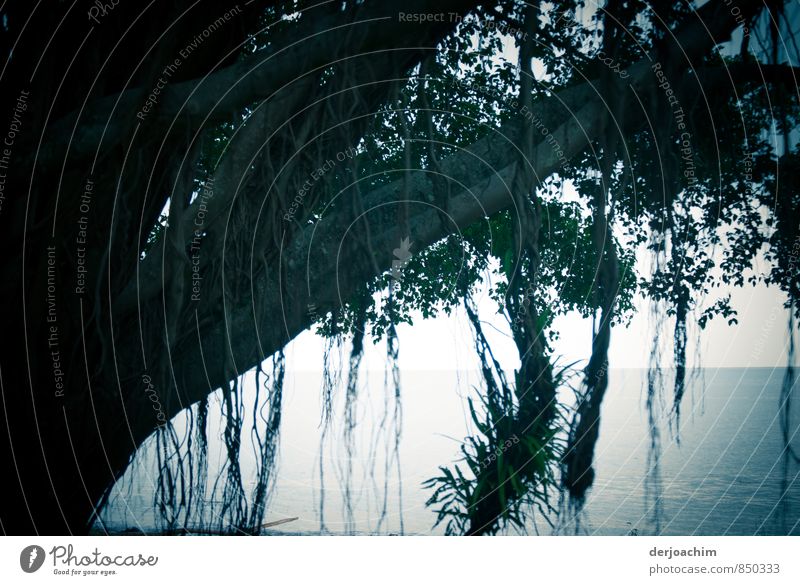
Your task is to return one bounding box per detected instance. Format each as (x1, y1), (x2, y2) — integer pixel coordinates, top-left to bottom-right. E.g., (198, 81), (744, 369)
(20, 545), (46, 573)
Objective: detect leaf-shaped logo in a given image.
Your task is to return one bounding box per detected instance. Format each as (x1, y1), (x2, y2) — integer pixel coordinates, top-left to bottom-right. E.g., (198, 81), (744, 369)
(390, 237), (413, 284)
(20, 545), (45, 573)
(393, 237), (413, 264)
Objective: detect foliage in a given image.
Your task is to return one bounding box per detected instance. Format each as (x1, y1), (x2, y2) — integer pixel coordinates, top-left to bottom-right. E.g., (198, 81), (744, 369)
(134, 0), (799, 535)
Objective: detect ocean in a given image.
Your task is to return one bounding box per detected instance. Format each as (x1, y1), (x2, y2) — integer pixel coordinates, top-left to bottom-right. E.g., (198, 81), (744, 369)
(98, 367), (800, 535)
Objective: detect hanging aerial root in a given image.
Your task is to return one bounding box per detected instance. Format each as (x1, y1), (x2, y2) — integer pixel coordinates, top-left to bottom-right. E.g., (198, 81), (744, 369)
(386, 294), (404, 535)
(216, 377), (247, 531)
(562, 147), (620, 507)
(246, 351), (285, 532)
(341, 306), (367, 534)
(780, 309), (799, 464)
(317, 331), (343, 533)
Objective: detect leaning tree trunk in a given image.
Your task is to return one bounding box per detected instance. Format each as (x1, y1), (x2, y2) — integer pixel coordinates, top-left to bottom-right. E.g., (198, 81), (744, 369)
(0, 0), (485, 535)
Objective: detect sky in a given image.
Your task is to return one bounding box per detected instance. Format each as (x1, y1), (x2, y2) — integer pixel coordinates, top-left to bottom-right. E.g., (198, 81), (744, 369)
(285, 269), (798, 374)
(280, 5), (798, 375)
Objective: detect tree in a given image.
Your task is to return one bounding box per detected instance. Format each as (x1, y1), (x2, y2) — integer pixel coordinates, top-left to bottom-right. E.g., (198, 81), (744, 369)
(0, 0), (797, 535)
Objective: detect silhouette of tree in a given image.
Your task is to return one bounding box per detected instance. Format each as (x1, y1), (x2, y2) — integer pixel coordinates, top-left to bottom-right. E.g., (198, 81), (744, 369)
(0, 0), (797, 535)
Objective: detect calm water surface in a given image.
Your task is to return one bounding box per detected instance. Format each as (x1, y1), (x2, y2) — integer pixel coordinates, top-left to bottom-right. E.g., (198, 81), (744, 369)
(99, 367), (800, 535)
